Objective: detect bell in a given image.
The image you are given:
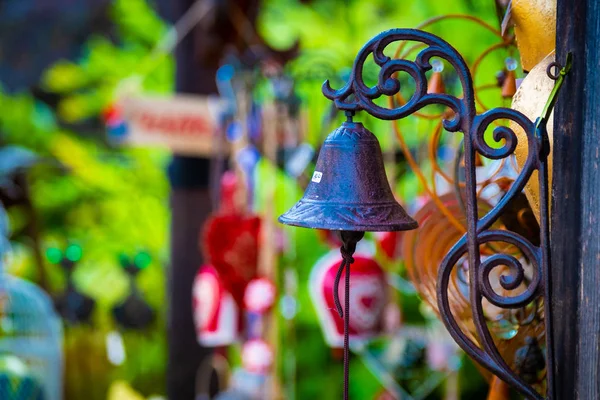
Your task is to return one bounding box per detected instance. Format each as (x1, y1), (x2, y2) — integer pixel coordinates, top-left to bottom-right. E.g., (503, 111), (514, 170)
(279, 121), (417, 232)
(427, 71), (446, 94)
(501, 70), (517, 98)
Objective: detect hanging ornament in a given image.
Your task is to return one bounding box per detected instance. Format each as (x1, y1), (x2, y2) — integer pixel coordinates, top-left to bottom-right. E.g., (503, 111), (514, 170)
(501, 57), (518, 98)
(514, 336), (546, 385)
(241, 339), (274, 375)
(487, 375), (511, 400)
(203, 214), (261, 305)
(102, 104), (128, 143)
(219, 170), (239, 214)
(375, 231), (404, 261)
(47, 244), (95, 324)
(193, 265), (240, 347)
(111, 252), (155, 330)
(243, 278), (277, 314)
(284, 143), (315, 179)
(202, 173), (261, 306)
(427, 59), (446, 94)
(309, 248), (387, 348)
(236, 144), (261, 203)
(243, 278), (277, 340)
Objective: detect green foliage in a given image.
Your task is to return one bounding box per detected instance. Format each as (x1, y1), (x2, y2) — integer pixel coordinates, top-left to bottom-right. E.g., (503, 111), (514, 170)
(40, 0), (172, 123)
(2, 0), (172, 398)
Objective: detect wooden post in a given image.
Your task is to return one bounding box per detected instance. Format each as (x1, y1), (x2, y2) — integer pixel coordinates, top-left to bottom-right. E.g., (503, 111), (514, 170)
(162, 1), (217, 398)
(552, 1), (600, 398)
(157, 1), (263, 397)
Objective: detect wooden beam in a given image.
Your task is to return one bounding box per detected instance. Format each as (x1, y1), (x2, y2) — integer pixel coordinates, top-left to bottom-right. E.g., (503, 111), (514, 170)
(161, 1), (263, 398)
(164, 0), (218, 397)
(552, 0), (600, 398)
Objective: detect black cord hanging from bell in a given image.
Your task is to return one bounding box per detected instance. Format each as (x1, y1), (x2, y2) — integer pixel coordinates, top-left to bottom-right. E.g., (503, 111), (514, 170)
(332, 231), (363, 400)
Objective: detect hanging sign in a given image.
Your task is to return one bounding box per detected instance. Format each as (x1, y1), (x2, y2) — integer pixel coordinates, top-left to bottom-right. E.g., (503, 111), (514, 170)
(107, 94), (222, 156)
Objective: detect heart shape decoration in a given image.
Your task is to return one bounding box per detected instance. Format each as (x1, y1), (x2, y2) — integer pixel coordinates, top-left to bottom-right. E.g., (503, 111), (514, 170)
(346, 275), (386, 331)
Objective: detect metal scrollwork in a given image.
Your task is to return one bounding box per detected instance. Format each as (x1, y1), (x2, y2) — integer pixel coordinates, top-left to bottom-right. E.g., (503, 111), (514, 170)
(323, 29), (554, 400)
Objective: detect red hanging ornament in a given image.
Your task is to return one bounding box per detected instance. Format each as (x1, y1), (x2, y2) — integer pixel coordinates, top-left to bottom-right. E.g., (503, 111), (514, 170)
(316, 229), (343, 248)
(202, 172), (261, 306)
(202, 214), (261, 305)
(309, 248), (388, 348)
(244, 277), (277, 314)
(375, 231), (405, 260)
(192, 265), (241, 346)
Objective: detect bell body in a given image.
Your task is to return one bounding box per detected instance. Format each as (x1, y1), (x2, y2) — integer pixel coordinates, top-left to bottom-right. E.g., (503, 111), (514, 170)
(279, 121), (417, 232)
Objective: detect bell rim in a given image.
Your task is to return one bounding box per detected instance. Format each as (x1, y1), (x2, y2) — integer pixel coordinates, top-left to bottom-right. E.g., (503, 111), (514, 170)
(278, 199), (419, 232)
(278, 216), (419, 232)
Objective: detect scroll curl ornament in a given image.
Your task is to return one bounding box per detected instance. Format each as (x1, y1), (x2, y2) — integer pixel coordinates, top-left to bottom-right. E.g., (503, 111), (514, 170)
(323, 29), (555, 400)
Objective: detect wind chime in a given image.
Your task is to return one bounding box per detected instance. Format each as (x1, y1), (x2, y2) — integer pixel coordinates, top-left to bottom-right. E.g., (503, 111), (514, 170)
(279, 17), (569, 400)
(193, 61), (275, 397)
(193, 171), (261, 347)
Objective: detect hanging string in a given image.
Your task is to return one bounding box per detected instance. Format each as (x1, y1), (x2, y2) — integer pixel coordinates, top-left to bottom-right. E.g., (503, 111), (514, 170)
(333, 246), (355, 318)
(343, 257), (350, 400)
(332, 238), (359, 400)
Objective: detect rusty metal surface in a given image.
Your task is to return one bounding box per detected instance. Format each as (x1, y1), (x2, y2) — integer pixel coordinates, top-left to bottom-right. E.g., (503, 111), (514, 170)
(402, 194), (545, 381)
(280, 28), (556, 399)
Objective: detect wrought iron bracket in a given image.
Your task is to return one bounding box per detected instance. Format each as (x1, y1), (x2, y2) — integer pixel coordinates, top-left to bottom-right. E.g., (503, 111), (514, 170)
(322, 28), (570, 399)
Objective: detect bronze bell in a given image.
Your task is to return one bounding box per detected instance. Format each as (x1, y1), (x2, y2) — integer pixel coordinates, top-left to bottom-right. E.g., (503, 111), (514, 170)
(279, 120), (418, 232)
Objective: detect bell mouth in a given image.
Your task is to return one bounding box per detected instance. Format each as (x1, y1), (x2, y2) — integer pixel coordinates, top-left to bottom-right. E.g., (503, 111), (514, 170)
(278, 198), (418, 232)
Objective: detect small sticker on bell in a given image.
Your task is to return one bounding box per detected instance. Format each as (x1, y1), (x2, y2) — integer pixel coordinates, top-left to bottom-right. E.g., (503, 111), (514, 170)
(312, 171), (323, 183)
